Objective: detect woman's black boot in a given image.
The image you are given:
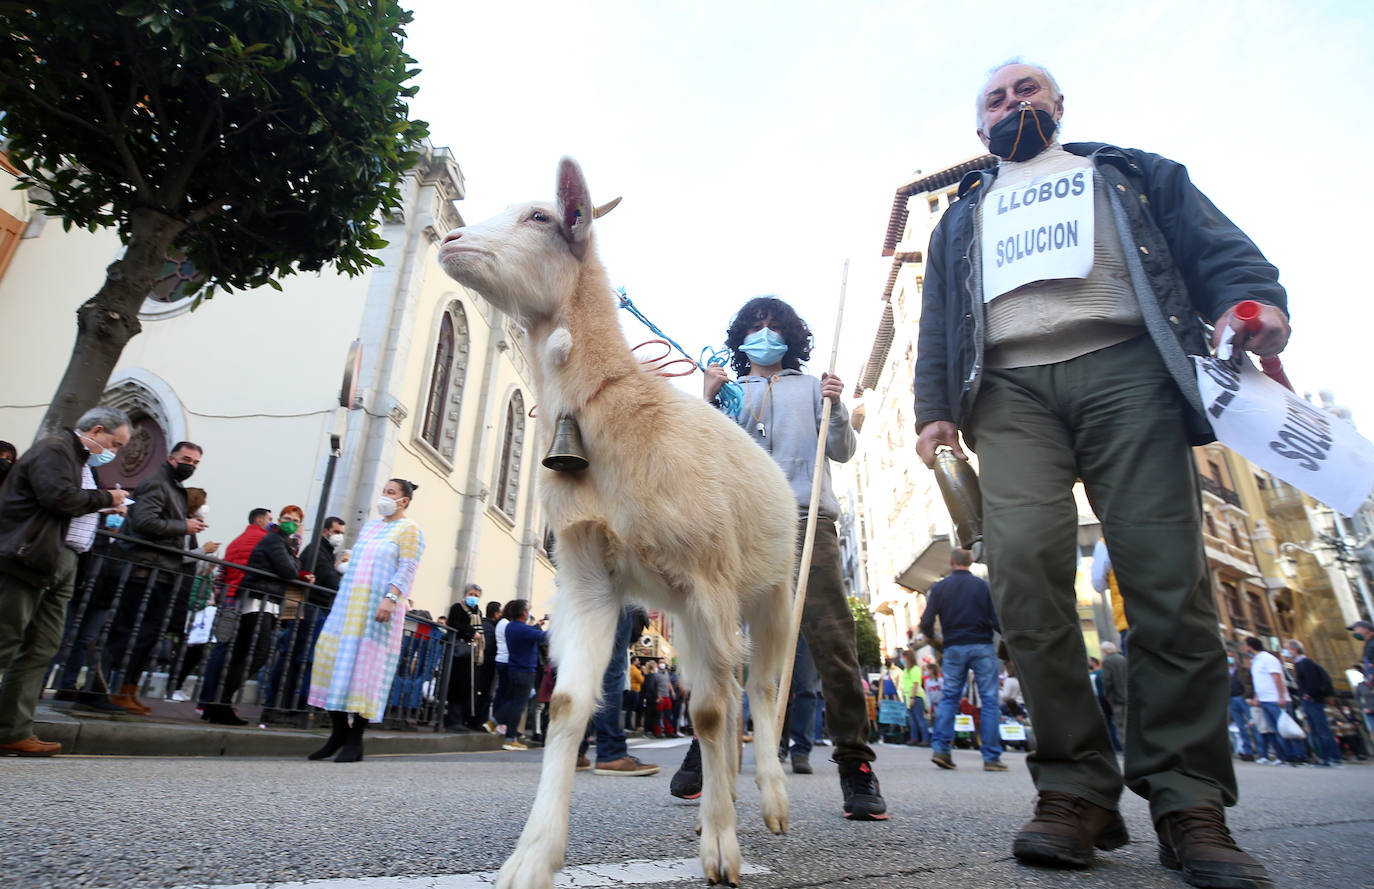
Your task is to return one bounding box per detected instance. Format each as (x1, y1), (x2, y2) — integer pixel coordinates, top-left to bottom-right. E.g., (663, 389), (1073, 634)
(308, 710), (350, 760)
(334, 714), (367, 763)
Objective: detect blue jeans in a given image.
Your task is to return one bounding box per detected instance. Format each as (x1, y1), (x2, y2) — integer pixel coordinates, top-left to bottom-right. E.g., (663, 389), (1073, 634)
(780, 633), (820, 759)
(592, 607), (635, 763)
(260, 610), (325, 710)
(1258, 701), (1303, 762)
(1300, 699), (1341, 763)
(1229, 695), (1257, 757)
(907, 698), (930, 743)
(932, 642), (1002, 762)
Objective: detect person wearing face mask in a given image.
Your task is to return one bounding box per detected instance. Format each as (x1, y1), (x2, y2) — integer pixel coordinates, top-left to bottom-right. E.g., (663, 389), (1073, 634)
(0, 406), (130, 755)
(98, 440), (205, 716)
(913, 59), (1289, 888)
(1349, 621), (1374, 679)
(307, 478), (425, 762)
(444, 583), (485, 732)
(0, 441), (17, 491)
(259, 517), (347, 725)
(694, 296), (885, 821)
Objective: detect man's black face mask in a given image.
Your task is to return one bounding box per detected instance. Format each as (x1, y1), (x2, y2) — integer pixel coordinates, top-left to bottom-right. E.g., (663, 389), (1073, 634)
(987, 102), (1058, 161)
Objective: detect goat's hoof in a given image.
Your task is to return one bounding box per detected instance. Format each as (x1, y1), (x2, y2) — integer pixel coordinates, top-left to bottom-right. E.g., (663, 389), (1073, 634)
(700, 829), (741, 889)
(495, 847), (556, 889)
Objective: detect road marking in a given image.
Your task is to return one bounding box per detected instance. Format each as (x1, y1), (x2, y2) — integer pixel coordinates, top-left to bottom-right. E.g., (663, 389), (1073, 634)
(175, 857), (771, 889)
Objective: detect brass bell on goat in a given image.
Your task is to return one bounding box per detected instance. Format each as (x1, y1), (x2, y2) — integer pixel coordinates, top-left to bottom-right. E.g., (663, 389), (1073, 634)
(933, 447), (984, 561)
(543, 415), (589, 472)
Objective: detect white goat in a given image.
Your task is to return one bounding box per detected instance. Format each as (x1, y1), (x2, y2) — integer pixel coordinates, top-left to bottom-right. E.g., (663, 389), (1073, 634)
(439, 157), (796, 889)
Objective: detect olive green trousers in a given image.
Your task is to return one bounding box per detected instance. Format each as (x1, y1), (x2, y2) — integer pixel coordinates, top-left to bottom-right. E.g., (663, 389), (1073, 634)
(966, 335), (1235, 822)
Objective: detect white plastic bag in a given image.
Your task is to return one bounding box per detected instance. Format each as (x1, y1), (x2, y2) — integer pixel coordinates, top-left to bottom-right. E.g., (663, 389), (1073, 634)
(186, 606), (217, 646)
(1277, 709), (1307, 740)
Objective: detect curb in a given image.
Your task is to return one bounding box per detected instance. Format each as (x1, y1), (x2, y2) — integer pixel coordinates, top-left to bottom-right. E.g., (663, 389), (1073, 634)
(33, 705), (504, 758)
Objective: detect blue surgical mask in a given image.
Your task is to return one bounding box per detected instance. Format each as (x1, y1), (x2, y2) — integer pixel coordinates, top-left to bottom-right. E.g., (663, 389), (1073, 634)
(1227, 656), (1235, 666)
(82, 434), (116, 467)
(105, 513), (124, 530)
(739, 327), (788, 366)
(466, 596), (480, 608)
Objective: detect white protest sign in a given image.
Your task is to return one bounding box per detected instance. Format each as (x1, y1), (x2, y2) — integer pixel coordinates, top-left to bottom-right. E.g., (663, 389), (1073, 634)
(1193, 355), (1374, 516)
(982, 166), (1094, 301)
(999, 723), (1027, 741)
(954, 714), (975, 732)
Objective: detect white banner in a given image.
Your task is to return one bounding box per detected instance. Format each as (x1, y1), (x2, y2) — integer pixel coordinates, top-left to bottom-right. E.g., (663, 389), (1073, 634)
(1193, 355), (1374, 516)
(999, 723), (1027, 740)
(981, 166), (1094, 301)
(954, 714), (975, 732)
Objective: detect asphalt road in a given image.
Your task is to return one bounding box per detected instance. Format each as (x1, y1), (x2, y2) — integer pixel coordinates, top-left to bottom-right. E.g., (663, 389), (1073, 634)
(2, 738), (1370, 889)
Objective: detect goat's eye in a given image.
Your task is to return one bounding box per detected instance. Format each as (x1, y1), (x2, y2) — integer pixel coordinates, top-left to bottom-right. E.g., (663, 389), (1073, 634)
(531, 211), (550, 223)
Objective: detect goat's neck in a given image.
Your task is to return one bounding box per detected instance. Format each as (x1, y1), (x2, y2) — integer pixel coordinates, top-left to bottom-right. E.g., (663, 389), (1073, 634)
(528, 253), (638, 418)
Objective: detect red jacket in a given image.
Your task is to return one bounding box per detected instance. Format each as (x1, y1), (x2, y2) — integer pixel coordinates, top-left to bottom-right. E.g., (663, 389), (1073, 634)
(223, 523), (268, 599)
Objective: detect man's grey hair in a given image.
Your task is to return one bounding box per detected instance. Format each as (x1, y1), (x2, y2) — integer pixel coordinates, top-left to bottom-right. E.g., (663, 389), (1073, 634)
(1284, 638), (1305, 654)
(976, 57), (1063, 131)
(74, 405), (131, 434)
(1099, 641), (1118, 655)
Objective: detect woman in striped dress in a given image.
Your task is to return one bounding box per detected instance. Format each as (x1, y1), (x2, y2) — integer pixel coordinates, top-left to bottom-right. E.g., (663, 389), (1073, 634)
(306, 478), (425, 762)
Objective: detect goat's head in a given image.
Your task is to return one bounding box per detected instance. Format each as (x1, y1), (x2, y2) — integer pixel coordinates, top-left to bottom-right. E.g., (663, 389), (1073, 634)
(438, 157), (619, 325)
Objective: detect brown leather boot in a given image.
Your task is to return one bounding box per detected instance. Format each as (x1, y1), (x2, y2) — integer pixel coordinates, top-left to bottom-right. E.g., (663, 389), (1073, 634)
(109, 684), (151, 716)
(1156, 806), (1274, 889)
(1012, 790), (1130, 868)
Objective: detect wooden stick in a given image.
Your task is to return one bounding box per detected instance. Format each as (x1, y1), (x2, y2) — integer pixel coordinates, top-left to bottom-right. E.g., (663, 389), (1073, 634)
(775, 259), (850, 739)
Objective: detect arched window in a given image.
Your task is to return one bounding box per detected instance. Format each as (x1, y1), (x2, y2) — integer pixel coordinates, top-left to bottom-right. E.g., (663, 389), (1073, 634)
(418, 301), (470, 461)
(494, 390), (526, 520)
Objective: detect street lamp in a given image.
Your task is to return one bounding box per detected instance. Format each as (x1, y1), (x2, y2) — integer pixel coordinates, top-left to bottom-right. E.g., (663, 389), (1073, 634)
(1280, 535), (1374, 625)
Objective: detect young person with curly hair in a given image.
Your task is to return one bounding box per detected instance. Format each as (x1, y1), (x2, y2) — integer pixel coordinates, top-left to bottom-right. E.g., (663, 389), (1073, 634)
(671, 296), (887, 821)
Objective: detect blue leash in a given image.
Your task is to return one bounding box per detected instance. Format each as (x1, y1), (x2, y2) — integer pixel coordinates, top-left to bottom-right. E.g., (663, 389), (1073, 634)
(616, 287), (743, 415)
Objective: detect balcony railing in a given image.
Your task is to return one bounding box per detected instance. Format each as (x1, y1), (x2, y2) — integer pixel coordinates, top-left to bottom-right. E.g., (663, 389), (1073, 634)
(1199, 475), (1241, 507)
(1262, 482), (1306, 514)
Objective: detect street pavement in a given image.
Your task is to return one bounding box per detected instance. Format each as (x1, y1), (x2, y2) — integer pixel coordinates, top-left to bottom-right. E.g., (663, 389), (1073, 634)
(2, 737), (1370, 889)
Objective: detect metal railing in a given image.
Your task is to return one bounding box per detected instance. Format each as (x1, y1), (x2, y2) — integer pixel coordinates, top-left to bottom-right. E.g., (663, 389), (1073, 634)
(46, 529), (469, 733)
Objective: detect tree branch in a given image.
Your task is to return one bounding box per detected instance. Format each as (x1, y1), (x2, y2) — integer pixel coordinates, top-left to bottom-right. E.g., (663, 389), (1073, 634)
(87, 74), (153, 201)
(0, 70), (107, 141)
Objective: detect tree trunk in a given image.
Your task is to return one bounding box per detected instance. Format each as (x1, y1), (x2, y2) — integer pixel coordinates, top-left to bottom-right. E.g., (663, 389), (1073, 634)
(35, 207), (186, 441)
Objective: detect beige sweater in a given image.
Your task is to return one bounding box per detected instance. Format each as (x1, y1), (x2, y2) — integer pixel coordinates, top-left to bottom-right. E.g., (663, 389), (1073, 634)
(980, 144), (1144, 369)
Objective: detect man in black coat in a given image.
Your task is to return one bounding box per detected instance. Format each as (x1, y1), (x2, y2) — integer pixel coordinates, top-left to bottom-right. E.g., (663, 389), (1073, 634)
(0, 407), (129, 755)
(444, 583), (484, 731)
(101, 441), (205, 713)
(1283, 639), (1340, 767)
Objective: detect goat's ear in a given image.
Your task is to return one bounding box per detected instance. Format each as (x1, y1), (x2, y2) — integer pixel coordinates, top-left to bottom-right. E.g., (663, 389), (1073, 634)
(556, 156), (593, 259)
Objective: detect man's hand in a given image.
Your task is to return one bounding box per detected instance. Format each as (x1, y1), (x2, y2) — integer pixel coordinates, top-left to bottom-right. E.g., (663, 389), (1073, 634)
(302, 573), (316, 585)
(915, 420), (967, 468)
(186, 517), (208, 534)
(108, 489), (129, 507)
(703, 364), (728, 402)
(820, 372), (843, 402)
(203, 541), (220, 555)
(1213, 302), (1291, 356)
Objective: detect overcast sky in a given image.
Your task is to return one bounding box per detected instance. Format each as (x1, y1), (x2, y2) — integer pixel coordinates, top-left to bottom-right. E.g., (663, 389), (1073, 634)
(403, 0), (1374, 435)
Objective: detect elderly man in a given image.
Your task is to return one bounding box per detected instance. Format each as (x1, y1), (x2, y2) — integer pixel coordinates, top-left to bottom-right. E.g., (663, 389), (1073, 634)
(914, 59), (1285, 888)
(0, 407), (130, 755)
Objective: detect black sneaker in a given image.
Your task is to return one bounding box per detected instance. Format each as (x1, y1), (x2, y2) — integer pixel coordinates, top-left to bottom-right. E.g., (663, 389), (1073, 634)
(838, 760), (888, 821)
(670, 737), (703, 800)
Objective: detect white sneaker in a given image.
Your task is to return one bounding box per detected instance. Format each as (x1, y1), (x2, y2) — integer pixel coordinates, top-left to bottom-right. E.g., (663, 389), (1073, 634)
(1254, 757), (1270, 764)
(170, 690), (191, 702)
